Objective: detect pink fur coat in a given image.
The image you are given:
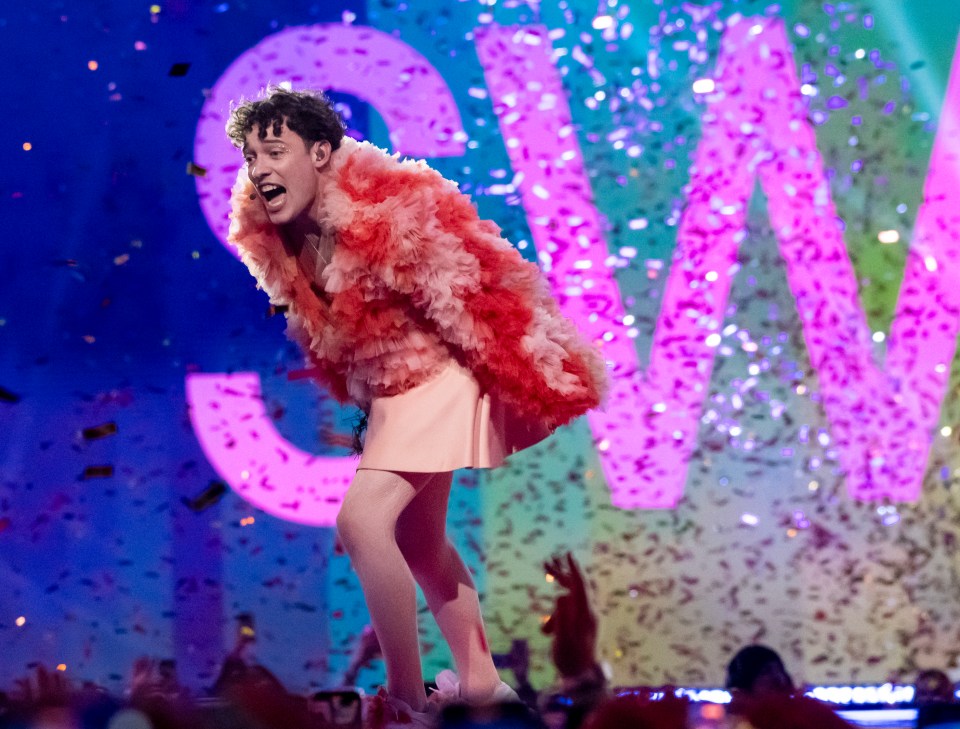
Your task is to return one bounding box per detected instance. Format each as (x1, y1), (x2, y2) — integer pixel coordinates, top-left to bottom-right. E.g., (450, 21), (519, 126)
(228, 136), (607, 431)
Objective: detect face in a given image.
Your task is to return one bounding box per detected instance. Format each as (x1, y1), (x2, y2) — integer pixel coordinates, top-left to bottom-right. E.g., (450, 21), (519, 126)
(242, 120), (331, 228)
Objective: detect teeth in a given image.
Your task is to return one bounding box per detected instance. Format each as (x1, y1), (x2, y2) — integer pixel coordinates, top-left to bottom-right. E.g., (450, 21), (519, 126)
(260, 184), (286, 202)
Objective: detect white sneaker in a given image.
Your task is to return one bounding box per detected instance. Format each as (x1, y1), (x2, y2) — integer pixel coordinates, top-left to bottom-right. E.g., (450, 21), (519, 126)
(490, 680), (520, 704)
(432, 670), (520, 706)
(365, 688), (436, 729)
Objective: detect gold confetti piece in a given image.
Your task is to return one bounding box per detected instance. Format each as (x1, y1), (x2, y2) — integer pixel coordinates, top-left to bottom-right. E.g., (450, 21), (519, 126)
(82, 422), (118, 440)
(22, 142), (32, 151)
(0, 386), (20, 403)
(82, 335), (96, 344)
(87, 60), (98, 71)
(15, 616), (25, 626)
(114, 253), (130, 265)
(83, 465), (114, 479)
(182, 480), (228, 512)
(186, 161), (207, 177)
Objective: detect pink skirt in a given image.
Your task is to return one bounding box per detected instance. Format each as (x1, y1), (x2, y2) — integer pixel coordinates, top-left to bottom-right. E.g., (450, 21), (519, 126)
(357, 358), (551, 473)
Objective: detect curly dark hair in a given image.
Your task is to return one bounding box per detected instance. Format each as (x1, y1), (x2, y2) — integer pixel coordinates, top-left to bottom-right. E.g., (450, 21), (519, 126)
(226, 87), (346, 150)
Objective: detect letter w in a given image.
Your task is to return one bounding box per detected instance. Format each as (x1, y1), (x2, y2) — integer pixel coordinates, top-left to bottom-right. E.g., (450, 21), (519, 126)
(476, 17), (960, 507)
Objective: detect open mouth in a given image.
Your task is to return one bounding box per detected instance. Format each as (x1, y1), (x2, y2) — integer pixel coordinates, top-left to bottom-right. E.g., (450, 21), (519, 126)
(260, 184), (286, 203)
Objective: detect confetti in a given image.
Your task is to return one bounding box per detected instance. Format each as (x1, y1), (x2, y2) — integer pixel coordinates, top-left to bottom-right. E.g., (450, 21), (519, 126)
(181, 480), (228, 512)
(168, 62), (190, 77)
(83, 465), (114, 479)
(185, 161), (207, 177)
(878, 229), (900, 244)
(82, 422), (118, 440)
(0, 386), (21, 403)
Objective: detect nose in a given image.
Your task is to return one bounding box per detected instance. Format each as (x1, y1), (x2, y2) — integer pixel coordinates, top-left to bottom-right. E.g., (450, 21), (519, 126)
(248, 158), (272, 182)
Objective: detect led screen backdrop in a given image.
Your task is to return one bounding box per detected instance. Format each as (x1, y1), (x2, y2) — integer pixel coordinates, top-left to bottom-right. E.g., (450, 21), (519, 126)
(2, 0), (960, 692)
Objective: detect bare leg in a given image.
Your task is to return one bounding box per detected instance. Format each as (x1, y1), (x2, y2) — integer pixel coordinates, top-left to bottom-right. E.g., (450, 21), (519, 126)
(396, 472), (501, 702)
(336, 468), (432, 711)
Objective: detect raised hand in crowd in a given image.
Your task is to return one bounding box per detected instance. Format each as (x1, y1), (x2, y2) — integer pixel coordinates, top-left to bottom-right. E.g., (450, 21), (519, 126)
(12, 665), (74, 707)
(540, 552), (607, 729)
(542, 552), (599, 681)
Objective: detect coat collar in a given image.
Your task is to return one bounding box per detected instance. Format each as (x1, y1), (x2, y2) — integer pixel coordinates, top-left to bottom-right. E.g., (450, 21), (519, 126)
(226, 136), (372, 323)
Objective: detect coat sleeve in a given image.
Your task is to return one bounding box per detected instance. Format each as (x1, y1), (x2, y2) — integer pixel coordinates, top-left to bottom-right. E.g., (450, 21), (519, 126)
(227, 173), (352, 405)
(335, 151), (608, 430)
(285, 315), (352, 404)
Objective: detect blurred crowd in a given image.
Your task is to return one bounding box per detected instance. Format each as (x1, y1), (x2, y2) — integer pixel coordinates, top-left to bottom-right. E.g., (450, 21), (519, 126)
(1, 553), (956, 729)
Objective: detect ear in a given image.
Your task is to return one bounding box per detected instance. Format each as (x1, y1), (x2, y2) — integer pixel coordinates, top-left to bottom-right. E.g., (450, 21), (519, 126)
(312, 140), (333, 170)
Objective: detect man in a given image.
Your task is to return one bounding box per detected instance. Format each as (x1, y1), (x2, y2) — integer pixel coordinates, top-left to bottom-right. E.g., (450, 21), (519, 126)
(226, 87), (607, 727)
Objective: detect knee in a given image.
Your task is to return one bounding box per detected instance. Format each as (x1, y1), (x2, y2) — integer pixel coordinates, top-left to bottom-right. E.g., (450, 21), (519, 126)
(336, 494), (372, 558)
(337, 470), (418, 558)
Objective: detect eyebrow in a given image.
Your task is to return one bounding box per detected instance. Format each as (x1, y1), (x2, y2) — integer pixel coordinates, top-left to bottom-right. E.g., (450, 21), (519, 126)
(242, 139), (286, 155)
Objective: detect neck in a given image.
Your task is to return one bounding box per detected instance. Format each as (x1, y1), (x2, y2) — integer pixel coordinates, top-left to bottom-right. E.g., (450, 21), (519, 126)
(280, 202), (324, 255)
(276, 157), (338, 256)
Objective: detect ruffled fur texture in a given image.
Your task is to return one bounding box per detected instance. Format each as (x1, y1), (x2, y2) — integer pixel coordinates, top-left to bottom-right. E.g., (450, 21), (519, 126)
(228, 136), (608, 430)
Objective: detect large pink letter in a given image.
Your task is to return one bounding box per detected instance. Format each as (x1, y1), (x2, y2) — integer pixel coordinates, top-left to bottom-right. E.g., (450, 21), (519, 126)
(744, 20), (960, 501)
(186, 373), (356, 525)
(477, 19), (960, 506)
(190, 25), (465, 526)
(476, 26), (709, 508)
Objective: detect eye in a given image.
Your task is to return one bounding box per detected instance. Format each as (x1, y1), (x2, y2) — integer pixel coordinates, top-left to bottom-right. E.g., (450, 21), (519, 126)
(269, 150), (284, 158)
(243, 155), (255, 165)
